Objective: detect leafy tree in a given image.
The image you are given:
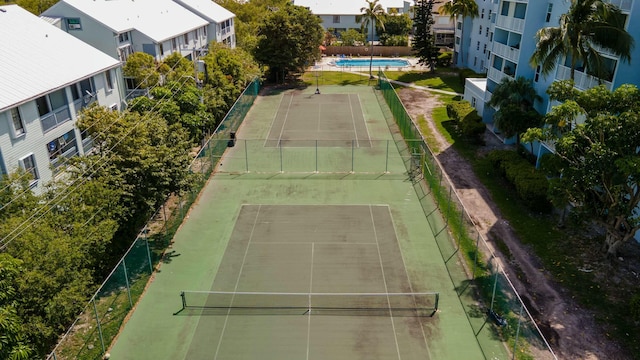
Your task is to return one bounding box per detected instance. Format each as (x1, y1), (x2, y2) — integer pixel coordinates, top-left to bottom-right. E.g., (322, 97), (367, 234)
(527, 83), (640, 257)
(377, 12), (411, 46)
(16, 0), (57, 15)
(530, 0), (634, 81)
(162, 52), (197, 84)
(339, 29), (366, 46)
(440, 0), (479, 67)
(412, 0), (439, 71)
(123, 52), (160, 89)
(323, 30), (337, 46)
(253, 3), (323, 82)
(359, 0), (386, 78)
(488, 76), (542, 146)
(0, 254), (33, 360)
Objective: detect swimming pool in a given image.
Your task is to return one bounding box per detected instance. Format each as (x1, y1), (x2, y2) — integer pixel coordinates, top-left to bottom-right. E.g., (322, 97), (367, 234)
(334, 58), (411, 67)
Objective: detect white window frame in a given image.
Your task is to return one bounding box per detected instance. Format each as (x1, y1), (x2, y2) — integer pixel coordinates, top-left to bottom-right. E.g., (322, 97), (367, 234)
(105, 70), (113, 92)
(333, 15), (340, 24)
(19, 153), (38, 184)
(10, 107), (26, 138)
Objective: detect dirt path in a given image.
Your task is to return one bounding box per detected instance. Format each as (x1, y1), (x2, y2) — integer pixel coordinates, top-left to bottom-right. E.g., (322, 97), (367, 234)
(397, 87), (629, 360)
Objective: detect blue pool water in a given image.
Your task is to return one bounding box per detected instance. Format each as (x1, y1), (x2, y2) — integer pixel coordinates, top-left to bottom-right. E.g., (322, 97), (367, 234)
(335, 58), (411, 67)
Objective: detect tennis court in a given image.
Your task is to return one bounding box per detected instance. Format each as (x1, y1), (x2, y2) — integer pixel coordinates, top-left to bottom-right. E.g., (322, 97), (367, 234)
(108, 86), (490, 360)
(183, 205), (435, 359)
(265, 93), (370, 147)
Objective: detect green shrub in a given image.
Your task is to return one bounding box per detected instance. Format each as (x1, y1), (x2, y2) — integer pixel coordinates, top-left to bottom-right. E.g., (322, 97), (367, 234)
(437, 52), (452, 67)
(487, 150), (551, 212)
(446, 101), (474, 122)
(460, 112), (485, 143)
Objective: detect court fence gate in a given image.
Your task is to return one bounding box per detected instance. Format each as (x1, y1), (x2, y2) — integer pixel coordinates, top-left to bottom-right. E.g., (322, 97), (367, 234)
(378, 70), (557, 360)
(45, 78), (260, 360)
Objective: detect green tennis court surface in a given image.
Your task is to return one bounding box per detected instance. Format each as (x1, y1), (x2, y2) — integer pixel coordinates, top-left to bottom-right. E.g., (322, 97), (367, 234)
(108, 86), (499, 359)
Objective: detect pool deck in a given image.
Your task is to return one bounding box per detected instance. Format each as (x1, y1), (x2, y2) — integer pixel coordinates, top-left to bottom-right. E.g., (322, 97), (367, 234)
(314, 56), (429, 72)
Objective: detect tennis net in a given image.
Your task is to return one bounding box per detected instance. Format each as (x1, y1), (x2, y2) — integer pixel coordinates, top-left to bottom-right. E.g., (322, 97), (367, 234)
(177, 291), (439, 316)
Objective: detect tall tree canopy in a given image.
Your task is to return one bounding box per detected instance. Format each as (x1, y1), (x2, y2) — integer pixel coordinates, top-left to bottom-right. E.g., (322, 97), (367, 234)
(440, 0), (479, 67)
(531, 81), (640, 257)
(412, 0), (439, 71)
(253, 3), (323, 82)
(376, 12), (411, 46)
(359, 0), (386, 78)
(530, 0), (634, 81)
(488, 76), (542, 146)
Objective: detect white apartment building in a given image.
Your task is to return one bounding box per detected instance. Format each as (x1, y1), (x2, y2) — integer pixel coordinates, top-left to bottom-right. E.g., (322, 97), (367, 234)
(0, 5), (123, 192)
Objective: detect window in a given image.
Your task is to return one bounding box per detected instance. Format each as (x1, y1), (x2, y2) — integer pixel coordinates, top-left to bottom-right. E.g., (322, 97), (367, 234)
(172, 38), (177, 50)
(10, 108), (25, 137)
(546, 3), (553, 22)
(79, 78), (94, 98)
(19, 154), (38, 182)
(474, 57), (477, 66)
(479, 25), (482, 34)
(483, 44), (487, 53)
(534, 65), (541, 82)
(481, 9), (485, 19)
(47, 130), (77, 161)
(333, 15), (340, 23)
(455, 36), (460, 45)
(489, 32), (493, 42)
(66, 18), (82, 30)
(159, 43), (164, 55)
(125, 78), (137, 90)
(477, 41), (480, 50)
(203, 26), (207, 37)
(105, 70), (113, 91)
(118, 32), (129, 43)
(457, 22), (462, 30)
(471, 97), (477, 107)
(486, 27), (489, 37)
(35, 96), (51, 117)
(184, 33), (189, 44)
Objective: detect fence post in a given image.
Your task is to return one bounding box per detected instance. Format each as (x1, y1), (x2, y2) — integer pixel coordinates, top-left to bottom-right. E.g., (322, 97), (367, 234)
(245, 139), (249, 173)
(472, 233), (480, 280)
(92, 297), (106, 355)
(513, 302), (524, 360)
(315, 140), (318, 173)
(385, 140), (389, 173)
(122, 259), (133, 308)
(446, 186), (452, 225)
(144, 232), (153, 273)
(279, 140), (283, 173)
(490, 262), (499, 311)
(351, 140), (355, 173)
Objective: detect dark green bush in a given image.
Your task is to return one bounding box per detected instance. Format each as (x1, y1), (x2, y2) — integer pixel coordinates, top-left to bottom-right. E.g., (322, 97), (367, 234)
(437, 52), (452, 67)
(487, 150), (551, 212)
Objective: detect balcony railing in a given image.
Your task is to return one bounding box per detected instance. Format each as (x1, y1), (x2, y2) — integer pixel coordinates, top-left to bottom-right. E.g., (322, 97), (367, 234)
(488, 67), (513, 84)
(82, 137), (94, 155)
(492, 42), (520, 63)
(606, 0), (633, 11)
(41, 106), (72, 133)
(50, 146), (78, 171)
(555, 64), (613, 91)
(496, 15), (525, 33)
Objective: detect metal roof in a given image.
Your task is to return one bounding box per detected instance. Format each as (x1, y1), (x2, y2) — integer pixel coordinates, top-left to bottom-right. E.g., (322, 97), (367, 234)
(50, 0), (209, 42)
(174, 0), (235, 23)
(294, 0), (412, 16)
(0, 5), (120, 112)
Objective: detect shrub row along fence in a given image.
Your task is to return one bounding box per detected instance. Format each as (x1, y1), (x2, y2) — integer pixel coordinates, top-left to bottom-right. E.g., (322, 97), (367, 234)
(377, 70), (557, 360)
(46, 78), (260, 360)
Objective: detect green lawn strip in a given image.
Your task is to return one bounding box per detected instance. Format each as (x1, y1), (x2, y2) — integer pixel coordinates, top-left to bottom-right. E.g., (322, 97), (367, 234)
(383, 70), (464, 93)
(301, 71), (370, 86)
(437, 117), (636, 354)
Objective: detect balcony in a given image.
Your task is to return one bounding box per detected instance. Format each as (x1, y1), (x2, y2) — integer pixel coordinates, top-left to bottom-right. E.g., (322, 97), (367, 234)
(51, 145), (78, 171)
(492, 42), (520, 63)
(555, 65), (613, 91)
(496, 15), (524, 33)
(41, 106), (72, 133)
(488, 67), (513, 84)
(606, 0), (632, 11)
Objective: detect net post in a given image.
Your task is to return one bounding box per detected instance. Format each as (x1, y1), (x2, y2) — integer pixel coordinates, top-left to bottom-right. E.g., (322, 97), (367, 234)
(180, 291), (186, 311)
(122, 259), (133, 308)
(244, 139), (249, 173)
(435, 293), (440, 312)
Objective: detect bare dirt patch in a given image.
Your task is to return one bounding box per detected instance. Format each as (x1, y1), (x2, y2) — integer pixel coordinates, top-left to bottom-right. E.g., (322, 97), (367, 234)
(397, 87), (632, 360)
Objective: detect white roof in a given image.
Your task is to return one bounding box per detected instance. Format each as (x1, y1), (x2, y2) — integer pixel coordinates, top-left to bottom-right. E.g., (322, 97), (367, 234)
(174, 0), (235, 23)
(51, 0), (209, 42)
(0, 5), (120, 112)
(294, 0), (411, 15)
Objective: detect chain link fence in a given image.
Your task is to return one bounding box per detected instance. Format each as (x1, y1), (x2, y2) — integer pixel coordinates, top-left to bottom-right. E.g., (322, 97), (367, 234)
(46, 78), (260, 360)
(378, 70), (557, 360)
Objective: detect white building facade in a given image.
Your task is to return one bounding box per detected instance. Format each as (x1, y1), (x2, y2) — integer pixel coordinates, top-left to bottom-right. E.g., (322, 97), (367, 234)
(0, 5), (123, 192)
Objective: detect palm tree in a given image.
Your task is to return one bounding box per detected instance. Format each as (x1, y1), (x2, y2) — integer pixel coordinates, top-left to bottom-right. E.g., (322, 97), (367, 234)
(440, 0), (479, 67)
(359, 0), (386, 79)
(530, 0), (634, 81)
(488, 76), (542, 146)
